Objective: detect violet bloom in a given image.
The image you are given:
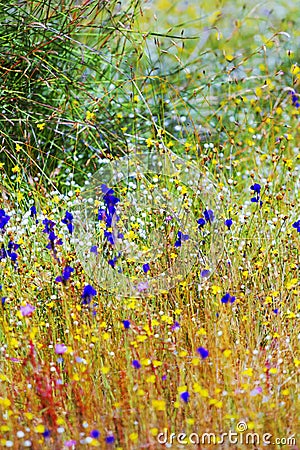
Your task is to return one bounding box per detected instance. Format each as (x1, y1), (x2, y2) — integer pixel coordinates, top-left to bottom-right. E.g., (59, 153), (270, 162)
(55, 344), (67, 354)
(20, 303), (35, 317)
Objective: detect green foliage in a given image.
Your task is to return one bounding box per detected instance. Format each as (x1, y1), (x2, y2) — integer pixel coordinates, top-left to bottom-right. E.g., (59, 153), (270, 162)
(0, 0), (143, 182)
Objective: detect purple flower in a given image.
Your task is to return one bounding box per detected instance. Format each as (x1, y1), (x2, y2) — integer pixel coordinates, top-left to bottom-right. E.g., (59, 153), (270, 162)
(201, 269), (210, 278)
(136, 281), (149, 292)
(64, 440), (77, 447)
(81, 284), (97, 305)
(250, 386), (262, 397)
(55, 344), (67, 354)
(172, 321), (180, 331)
(180, 391), (190, 403)
(20, 303), (35, 317)
(132, 359), (141, 369)
(122, 320), (130, 329)
(197, 347), (209, 359)
(225, 218), (233, 229)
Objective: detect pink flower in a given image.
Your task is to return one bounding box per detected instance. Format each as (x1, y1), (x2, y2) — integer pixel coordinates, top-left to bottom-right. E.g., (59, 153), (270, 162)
(64, 440), (77, 447)
(55, 344), (67, 354)
(250, 386), (262, 397)
(136, 281), (149, 292)
(20, 304), (35, 317)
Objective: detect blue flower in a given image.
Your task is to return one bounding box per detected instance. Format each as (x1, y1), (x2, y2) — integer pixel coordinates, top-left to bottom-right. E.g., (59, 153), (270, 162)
(90, 245), (98, 253)
(250, 183), (263, 205)
(105, 436), (115, 444)
(81, 284), (97, 305)
(90, 430), (100, 439)
(197, 347), (209, 359)
(0, 209), (10, 231)
(292, 220), (300, 232)
(98, 208), (106, 221)
(250, 183), (261, 194)
(108, 256), (118, 268)
(221, 292), (236, 304)
(172, 321), (180, 331)
(0, 241), (19, 264)
(200, 269), (210, 278)
(180, 391), (190, 403)
(132, 359), (141, 369)
(197, 210), (215, 228)
(197, 218), (206, 228)
(56, 266), (74, 283)
(104, 230), (115, 245)
(42, 429), (51, 438)
(143, 263), (150, 273)
(30, 205), (37, 216)
(291, 90), (300, 108)
(42, 218), (55, 234)
(122, 320), (130, 329)
(224, 218), (233, 229)
(175, 230), (189, 247)
(204, 209), (214, 223)
(62, 211), (74, 234)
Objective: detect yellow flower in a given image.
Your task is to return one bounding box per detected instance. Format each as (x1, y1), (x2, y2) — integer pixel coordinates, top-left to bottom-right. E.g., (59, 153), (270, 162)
(129, 433), (138, 442)
(86, 111), (96, 121)
(34, 424), (45, 433)
(153, 360), (162, 368)
(242, 368), (253, 377)
(37, 122), (45, 130)
(146, 375), (155, 383)
(152, 399), (166, 411)
(211, 285), (221, 294)
(12, 165), (20, 173)
(286, 278), (298, 290)
(0, 398), (11, 408)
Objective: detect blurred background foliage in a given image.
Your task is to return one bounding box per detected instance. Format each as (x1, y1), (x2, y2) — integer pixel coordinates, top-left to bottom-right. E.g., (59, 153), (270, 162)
(0, 0), (299, 190)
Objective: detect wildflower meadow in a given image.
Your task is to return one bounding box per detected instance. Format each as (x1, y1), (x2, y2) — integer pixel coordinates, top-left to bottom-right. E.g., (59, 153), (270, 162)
(0, 0), (299, 448)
